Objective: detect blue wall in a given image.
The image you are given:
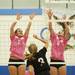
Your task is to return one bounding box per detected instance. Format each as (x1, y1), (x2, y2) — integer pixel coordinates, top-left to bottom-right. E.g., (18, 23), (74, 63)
(0, 9), (42, 15)
(0, 66), (75, 75)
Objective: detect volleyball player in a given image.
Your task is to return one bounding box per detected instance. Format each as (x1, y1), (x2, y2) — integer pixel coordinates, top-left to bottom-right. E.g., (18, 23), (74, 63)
(25, 34), (50, 75)
(8, 14), (35, 75)
(47, 9), (70, 75)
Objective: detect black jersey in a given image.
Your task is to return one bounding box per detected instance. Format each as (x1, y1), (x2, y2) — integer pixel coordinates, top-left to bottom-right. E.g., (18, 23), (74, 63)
(27, 47), (50, 75)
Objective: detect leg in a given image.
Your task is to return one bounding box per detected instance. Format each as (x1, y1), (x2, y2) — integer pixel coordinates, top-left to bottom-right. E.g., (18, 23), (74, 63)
(29, 65), (34, 75)
(58, 65), (66, 75)
(50, 66), (58, 75)
(18, 65), (25, 75)
(8, 66), (17, 75)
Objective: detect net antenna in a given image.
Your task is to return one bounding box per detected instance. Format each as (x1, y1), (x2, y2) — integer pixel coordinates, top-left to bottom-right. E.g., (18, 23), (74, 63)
(12, 0), (14, 9)
(39, 0), (41, 8)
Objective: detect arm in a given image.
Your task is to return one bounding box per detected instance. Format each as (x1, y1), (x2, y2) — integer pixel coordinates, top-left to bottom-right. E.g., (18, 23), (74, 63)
(46, 9), (54, 36)
(49, 22), (54, 36)
(74, 34), (75, 40)
(65, 44), (74, 50)
(24, 13), (35, 36)
(33, 34), (48, 49)
(10, 21), (17, 36)
(64, 22), (70, 40)
(24, 53), (33, 60)
(10, 14), (22, 36)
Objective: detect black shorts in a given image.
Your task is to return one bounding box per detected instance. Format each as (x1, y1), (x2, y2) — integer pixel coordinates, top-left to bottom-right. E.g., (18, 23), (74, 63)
(35, 70), (50, 75)
(50, 58), (65, 69)
(8, 59), (25, 68)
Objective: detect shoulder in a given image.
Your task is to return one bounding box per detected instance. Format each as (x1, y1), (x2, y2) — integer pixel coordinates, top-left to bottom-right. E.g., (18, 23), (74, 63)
(39, 47), (47, 54)
(10, 34), (16, 40)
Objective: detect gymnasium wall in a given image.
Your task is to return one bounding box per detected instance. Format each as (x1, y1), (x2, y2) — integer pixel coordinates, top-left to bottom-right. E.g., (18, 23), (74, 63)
(0, 12), (75, 66)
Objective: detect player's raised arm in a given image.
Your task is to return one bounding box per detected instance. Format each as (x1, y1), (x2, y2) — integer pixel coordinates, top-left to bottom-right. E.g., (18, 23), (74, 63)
(10, 14), (22, 36)
(64, 22), (70, 40)
(46, 9), (54, 35)
(33, 34), (48, 49)
(24, 13), (35, 36)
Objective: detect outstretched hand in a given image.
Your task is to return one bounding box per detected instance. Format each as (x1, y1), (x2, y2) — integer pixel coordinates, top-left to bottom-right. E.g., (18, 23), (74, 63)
(45, 9), (53, 19)
(33, 34), (38, 39)
(29, 13), (35, 20)
(16, 14), (22, 21)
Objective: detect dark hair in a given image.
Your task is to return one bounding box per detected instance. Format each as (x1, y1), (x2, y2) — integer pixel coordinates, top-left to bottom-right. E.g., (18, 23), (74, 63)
(15, 29), (18, 34)
(15, 28), (21, 34)
(58, 22), (69, 29)
(67, 33), (71, 40)
(28, 44), (37, 53)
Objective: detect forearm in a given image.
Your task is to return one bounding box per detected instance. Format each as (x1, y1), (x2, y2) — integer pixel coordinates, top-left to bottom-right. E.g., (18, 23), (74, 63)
(27, 22), (32, 32)
(10, 21), (17, 35)
(11, 14), (21, 29)
(48, 11), (53, 20)
(10, 21), (17, 29)
(49, 21), (54, 35)
(36, 37), (46, 44)
(24, 21), (32, 35)
(25, 55), (30, 60)
(64, 22), (69, 34)
(64, 23), (70, 39)
(24, 54), (33, 60)
(64, 28), (70, 39)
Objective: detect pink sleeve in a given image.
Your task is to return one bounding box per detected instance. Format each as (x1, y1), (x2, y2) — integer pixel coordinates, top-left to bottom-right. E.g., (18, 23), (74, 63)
(50, 32), (57, 41)
(64, 38), (68, 45)
(10, 34), (15, 40)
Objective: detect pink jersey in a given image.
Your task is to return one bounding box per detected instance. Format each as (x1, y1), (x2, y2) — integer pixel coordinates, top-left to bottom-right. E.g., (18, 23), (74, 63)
(50, 32), (68, 61)
(10, 34), (28, 60)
